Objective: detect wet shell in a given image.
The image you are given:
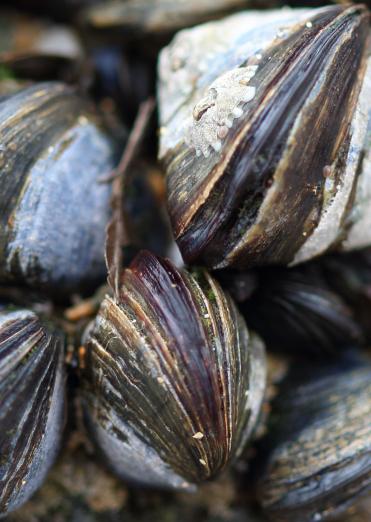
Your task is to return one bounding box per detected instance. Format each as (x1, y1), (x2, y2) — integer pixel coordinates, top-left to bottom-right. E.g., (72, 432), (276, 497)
(318, 248), (371, 342)
(0, 308), (65, 517)
(257, 353), (371, 522)
(230, 248), (371, 354)
(82, 250), (266, 490)
(158, 5), (371, 269)
(0, 81), (117, 294)
(237, 264), (362, 354)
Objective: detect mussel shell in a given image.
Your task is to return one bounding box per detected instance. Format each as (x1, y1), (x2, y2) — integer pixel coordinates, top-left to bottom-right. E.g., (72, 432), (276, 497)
(158, 5), (370, 269)
(238, 265), (362, 355)
(319, 248), (371, 342)
(0, 82), (118, 294)
(234, 248), (371, 354)
(0, 308), (65, 516)
(257, 352), (371, 521)
(82, 0), (261, 44)
(82, 251), (266, 490)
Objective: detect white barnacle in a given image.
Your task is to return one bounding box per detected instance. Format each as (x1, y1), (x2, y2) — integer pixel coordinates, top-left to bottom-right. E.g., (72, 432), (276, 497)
(186, 65), (258, 158)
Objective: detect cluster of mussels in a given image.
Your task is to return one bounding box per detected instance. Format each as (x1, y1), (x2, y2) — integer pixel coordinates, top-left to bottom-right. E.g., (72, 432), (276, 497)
(0, 1), (370, 521)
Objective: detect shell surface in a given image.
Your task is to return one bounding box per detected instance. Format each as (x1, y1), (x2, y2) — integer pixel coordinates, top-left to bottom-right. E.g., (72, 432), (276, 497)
(82, 251), (266, 490)
(0, 308), (65, 517)
(0, 81), (117, 293)
(83, 0), (262, 39)
(238, 264), (362, 354)
(257, 353), (371, 521)
(158, 5), (371, 269)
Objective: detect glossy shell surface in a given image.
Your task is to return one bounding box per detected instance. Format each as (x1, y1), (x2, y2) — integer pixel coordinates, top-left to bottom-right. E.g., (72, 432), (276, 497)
(158, 5), (371, 269)
(83, 251), (266, 490)
(0, 308), (65, 517)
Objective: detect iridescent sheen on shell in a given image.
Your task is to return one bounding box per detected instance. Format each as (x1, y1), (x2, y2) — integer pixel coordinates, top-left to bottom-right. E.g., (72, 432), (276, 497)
(158, 5), (371, 269)
(0, 308), (65, 517)
(83, 251), (266, 490)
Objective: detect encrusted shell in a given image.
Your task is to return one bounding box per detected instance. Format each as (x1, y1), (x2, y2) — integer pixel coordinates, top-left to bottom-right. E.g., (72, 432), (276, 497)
(82, 251), (266, 490)
(0, 82), (117, 293)
(158, 5), (371, 269)
(0, 308), (65, 517)
(257, 353), (371, 522)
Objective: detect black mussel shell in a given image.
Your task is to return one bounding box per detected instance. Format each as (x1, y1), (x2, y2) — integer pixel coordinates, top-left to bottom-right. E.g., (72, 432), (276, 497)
(0, 308), (66, 517)
(257, 352), (371, 521)
(319, 249), (371, 342)
(159, 5), (371, 269)
(227, 248), (371, 355)
(0, 81), (118, 295)
(82, 251), (266, 490)
(239, 265), (362, 355)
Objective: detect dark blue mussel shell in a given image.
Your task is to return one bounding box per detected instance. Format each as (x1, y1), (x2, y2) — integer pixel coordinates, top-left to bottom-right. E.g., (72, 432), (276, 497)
(257, 352), (371, 521)
(0, 82), (117, 295)
(0, 308), (65, 517)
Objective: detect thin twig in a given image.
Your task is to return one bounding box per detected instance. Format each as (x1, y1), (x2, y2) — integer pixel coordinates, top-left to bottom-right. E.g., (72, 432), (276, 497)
(105, 98), (156, 296)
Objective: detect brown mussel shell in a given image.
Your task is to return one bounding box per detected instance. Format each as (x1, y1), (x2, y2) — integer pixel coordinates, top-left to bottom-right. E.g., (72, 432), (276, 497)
(0, 307), (65, 517)
(82, 251), (266, 490)
(0, 81), (118, 294)
(158, 5), (371, 269)
(257, 352), (371, 521)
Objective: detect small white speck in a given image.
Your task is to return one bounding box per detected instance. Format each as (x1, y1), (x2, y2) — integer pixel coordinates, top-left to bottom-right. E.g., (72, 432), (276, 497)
(78, 115), (88, 125)
(306, 21), (313, 28)
(277, 29), (287, 38)
(255, 53), (262, 61)
(204, 313), (210, 319)
(199, 458), (207, 466)
(48, 146), (54, 154)
(192, 432), (204, 440)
